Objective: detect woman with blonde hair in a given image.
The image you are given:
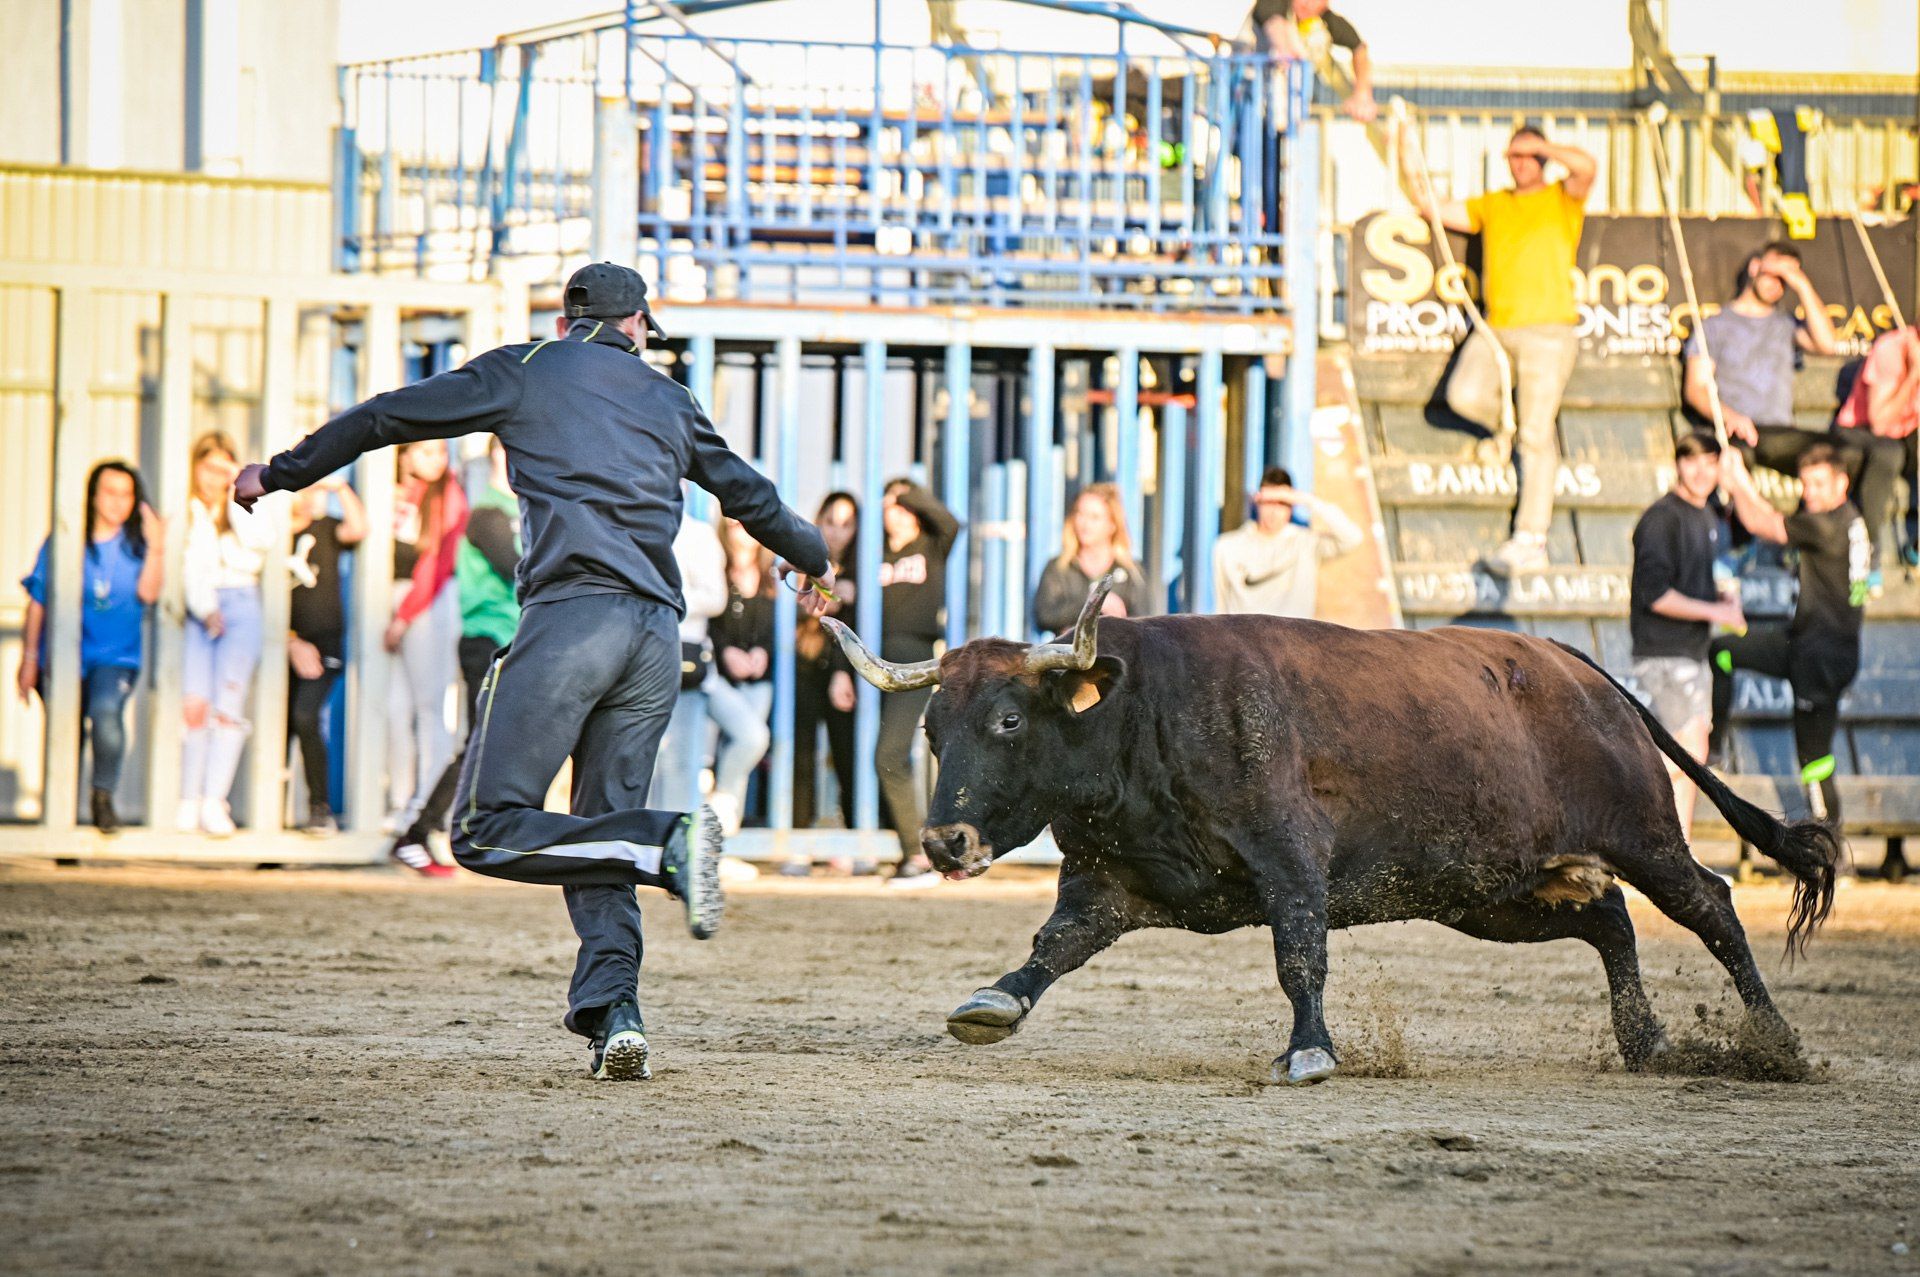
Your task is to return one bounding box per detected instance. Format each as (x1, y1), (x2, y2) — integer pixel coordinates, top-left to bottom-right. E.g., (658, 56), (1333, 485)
(1031, 481), (1152, 634)
(180, 430), (273, 835)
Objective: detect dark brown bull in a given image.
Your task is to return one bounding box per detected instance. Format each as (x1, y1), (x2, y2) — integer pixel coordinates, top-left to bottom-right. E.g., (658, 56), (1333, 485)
(824, 577), (1836, 1084)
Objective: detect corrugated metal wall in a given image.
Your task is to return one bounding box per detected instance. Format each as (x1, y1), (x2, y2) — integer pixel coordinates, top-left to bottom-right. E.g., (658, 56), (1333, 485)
(0, 167), (334, 821)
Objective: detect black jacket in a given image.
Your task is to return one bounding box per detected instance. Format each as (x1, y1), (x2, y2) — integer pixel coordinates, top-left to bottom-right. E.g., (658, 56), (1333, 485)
(265, 321), (830, 615)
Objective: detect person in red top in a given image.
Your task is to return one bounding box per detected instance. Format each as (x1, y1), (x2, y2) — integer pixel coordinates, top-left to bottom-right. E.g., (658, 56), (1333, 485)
(385, 438), (468, 834)
(1835, 325), (1920, 574)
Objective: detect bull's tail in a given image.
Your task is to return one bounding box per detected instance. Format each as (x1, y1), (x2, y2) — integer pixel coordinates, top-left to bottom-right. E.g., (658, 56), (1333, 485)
(1551, 641), (1838, 958)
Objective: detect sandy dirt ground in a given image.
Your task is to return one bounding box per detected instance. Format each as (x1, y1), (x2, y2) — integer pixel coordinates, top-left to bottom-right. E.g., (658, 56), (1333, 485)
(2, 856), (1917, 1276)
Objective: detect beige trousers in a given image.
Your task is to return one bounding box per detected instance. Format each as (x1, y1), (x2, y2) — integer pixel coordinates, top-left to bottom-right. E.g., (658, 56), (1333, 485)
(1445, 324), (1579, 537)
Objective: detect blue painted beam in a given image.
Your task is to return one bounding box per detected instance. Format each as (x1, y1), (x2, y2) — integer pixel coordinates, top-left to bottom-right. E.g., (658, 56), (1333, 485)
(1191, 347), (1224, 615)
(1157, 400), (1187, 612)
(942, 341), (972, 653)
(1281, 65), (1321, 492)
(1113, 346), (1141, 543)
(768, 335), (801, 829)
(854, 338), (885, 831)
(1242, 359), (1268, 493)
(1024, 344), (1056, 640)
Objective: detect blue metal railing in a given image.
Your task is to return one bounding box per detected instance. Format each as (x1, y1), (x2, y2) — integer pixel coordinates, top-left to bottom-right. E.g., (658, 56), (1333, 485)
(336, 23), (1309, 314)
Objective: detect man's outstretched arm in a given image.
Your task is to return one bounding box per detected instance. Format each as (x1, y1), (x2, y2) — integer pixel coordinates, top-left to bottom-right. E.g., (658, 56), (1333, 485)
(238, 350), (522, 507)
(681, 388), (831, 579)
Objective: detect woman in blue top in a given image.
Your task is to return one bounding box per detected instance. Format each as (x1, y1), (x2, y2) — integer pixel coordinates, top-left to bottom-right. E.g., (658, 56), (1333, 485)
(16, 460), (166, 833)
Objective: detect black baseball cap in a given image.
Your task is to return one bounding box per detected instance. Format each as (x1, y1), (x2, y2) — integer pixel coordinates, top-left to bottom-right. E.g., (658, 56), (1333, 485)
(563, 262), (666, 338)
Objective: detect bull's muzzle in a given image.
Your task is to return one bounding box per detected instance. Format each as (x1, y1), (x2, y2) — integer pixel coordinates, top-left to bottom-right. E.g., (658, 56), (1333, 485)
(921, 823), (993, 880)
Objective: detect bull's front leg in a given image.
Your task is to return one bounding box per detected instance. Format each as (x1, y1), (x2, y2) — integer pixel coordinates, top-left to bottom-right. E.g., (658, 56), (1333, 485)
(947, 867), (1162, 1045)
(1252, 844), (1337, 1086)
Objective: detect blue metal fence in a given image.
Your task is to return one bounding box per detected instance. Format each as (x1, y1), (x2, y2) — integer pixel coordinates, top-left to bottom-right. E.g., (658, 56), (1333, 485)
(336, 18), (1309, 313)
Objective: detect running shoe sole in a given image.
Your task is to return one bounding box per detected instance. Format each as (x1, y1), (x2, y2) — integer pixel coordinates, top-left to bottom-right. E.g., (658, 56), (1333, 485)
(681, 805), (726, 940)
(593, 1029), (652, 1081)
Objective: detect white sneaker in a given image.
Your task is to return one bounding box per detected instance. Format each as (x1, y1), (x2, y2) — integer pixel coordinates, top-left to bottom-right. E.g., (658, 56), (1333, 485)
(1483, 533), (1549, 575)
(174, 799), (200, 833)
(199, 798), (236, 838)
(707, 792), (743, 838)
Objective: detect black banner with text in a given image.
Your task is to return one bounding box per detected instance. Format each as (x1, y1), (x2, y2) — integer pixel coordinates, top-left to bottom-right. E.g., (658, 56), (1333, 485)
(1349, 212), (1917, 360)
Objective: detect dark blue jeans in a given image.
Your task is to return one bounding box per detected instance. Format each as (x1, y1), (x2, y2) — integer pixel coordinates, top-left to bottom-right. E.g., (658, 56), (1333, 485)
(83, 665), (137, 793)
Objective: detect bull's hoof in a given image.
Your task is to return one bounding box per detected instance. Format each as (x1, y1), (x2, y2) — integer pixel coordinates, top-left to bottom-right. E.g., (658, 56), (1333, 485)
(1270, 1047), (1338, 1086)
(1621, 1027), (1672, 1073)
(946, 988), (1029, 1045)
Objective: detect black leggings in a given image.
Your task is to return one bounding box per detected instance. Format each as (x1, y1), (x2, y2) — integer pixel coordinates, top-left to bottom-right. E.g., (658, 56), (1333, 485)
(1709, 626), (1858, 826)
(792, 659), (856, 829)
(287, 658), (343, 811)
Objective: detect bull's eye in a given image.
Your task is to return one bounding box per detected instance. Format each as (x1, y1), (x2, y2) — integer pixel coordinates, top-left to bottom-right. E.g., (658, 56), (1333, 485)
(994, 711), (1024, 736)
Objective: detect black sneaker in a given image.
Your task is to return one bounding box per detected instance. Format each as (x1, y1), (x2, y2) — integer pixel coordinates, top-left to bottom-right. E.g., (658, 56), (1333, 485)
(90, 788), (120, 836)
(661, 805), (725, 940)
(589, 1000), (651, 1081)
(301, 802), (338, 837)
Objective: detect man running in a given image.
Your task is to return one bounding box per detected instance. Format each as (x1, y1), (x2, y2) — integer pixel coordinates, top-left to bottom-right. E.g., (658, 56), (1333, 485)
(236, 263), (836, 1080)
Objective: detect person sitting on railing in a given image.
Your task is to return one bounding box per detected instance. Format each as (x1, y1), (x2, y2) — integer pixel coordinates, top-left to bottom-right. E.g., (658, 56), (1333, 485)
(1410, 124), (1596, 575)
(1033, 483), (1150, 635)
(1709, 443), (1868, 845)
(1682, 241), (1894, 586)
(1211, 467), (1361, 619)
(1246, 0), (1376, 123)
(1834, 323), (1920, 575)
(15, 461), (165, 835)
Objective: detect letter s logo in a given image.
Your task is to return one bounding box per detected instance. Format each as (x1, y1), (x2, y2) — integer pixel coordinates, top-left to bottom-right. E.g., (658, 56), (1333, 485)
(1359, 214), (1436, 305)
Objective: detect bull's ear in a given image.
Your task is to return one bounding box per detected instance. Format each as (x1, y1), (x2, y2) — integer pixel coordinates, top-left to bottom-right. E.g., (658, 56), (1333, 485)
(1045, 657), (1126, 716)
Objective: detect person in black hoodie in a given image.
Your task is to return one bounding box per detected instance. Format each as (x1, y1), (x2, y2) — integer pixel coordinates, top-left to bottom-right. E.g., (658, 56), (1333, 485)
(862, 479), (960, 884)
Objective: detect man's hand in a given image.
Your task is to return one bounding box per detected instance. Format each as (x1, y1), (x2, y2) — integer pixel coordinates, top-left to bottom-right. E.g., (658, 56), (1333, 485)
(15, 655), (38, 704)
(234, 463), (270, 512)
(288, 636), (325, 682)
(828, 670), (856, 713)
(1721, 446), (1754, 490)
(1723, 409), (1759, 446)
(777, 562), (839, 617)
(1711, 600), (1748, 634)
(1508, 133), (1549, 159)
(383, 615), (409, 654)
(1345, 89), (1377, 123)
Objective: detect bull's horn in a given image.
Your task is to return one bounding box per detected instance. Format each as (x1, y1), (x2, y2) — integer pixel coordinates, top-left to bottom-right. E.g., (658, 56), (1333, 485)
(1022, 573), (1111, 674)
(820, 617), (942, 691)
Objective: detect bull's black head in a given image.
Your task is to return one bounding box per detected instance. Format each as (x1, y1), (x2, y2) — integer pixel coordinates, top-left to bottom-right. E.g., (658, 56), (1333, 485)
(822, 577), (1126, 879)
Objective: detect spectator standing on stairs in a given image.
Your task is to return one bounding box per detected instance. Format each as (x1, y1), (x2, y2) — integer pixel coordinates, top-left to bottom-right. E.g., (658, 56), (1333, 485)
(1709, 444), (1868, 853)
(1628, 431), (1741, 841)
(1409, 124), (1596, 575)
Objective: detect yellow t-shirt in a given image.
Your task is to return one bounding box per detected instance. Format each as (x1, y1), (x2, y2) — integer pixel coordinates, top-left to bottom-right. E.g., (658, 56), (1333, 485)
(1463, 182), (1585, 329)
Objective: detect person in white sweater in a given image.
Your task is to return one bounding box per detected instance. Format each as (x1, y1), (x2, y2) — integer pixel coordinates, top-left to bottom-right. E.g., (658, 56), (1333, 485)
(180, 431), (274, 835)
(1212, 466), (1363, 618)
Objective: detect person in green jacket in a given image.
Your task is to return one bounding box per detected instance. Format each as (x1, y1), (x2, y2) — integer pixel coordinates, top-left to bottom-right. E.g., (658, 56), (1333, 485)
(390, 438), (521, 874)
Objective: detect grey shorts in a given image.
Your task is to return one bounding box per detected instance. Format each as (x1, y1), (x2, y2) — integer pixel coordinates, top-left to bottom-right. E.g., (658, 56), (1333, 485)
(1631, 656), (1711, 733)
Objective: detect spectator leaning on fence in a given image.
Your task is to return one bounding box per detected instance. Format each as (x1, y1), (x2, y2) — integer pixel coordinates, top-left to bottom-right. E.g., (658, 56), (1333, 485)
(1033, 483), (1151, 635)
(181, 431), (272, 838)
(384, 438), (467, 834)
(1410, 125), (1596, 575)
(286, 473), (366, 837)
(708, 518), (777, 836)
(1710, 443), (1868, 839)
(1628, 431), (1741, 840)
(649, 503), (729, 816)
(389, 437), (520, 877)
(1834, 322), (1920, 571)
(1212, 466), (1362, 618)
(793, 491), (860, 842)
(868, 479), (961, 887)
(1247, 0), (1375, 123)
(16, 461), (165, 834)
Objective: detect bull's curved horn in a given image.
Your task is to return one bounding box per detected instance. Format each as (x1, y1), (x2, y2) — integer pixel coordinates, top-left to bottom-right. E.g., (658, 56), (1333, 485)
(820, 617), (942, 691)
(1022, 572), (1112, 674)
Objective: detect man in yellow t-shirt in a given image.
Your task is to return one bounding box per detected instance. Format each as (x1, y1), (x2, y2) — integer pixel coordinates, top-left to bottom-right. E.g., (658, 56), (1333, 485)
(1415, 125), (1596, 573)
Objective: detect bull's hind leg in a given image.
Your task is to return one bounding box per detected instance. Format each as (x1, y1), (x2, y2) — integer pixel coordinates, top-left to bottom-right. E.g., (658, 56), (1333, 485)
(1614, 847), (1789, 1033)
(1446, 887), (1668, 1069)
